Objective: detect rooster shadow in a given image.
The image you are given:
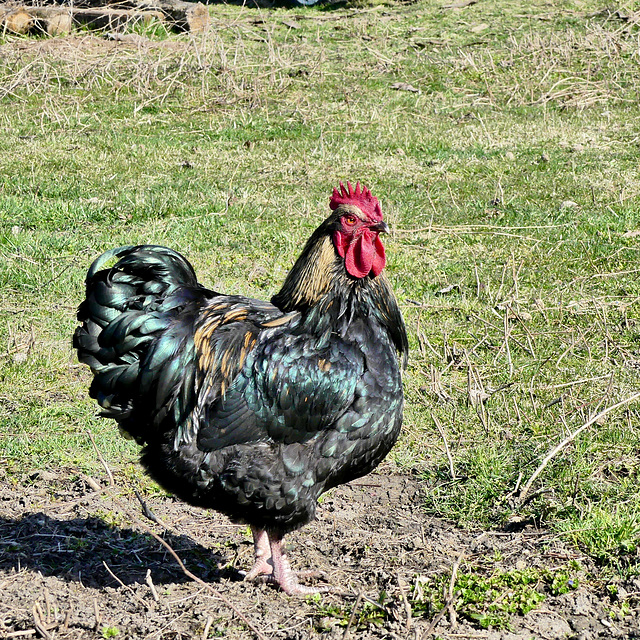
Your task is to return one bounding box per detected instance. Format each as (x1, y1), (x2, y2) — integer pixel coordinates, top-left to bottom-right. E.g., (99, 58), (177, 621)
(0, 511), (241, 588)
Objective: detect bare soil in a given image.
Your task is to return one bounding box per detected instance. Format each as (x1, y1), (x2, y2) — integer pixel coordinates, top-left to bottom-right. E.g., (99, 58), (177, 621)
(1, 469), (639, 639)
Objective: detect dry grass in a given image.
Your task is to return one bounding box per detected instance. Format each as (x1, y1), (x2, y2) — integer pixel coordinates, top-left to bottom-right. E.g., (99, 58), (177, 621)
(1, 3), (638, 111)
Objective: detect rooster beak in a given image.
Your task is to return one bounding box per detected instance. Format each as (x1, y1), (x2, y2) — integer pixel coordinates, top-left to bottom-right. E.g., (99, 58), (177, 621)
(369, 221), (389, 234)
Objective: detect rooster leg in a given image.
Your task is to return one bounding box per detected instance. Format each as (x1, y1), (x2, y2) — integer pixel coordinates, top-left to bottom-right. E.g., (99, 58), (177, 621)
(268, 533), (329, 596)
(244, 526), (274, 580)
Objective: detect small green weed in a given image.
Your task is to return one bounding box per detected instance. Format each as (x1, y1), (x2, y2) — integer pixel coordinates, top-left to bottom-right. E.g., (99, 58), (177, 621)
(549, 569), (579, 596)
(95, 509), (128, 529)
(315, 592), (389, 630)
(101, 627), (119, 639)
(69, 536), (89, 551)
(129, 16), (171, 39)
(411, 565), (579, 630)
(607, 599), (631, 620)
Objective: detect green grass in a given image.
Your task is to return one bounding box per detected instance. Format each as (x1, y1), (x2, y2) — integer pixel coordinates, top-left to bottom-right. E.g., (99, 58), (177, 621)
(1, 0), (640, 599)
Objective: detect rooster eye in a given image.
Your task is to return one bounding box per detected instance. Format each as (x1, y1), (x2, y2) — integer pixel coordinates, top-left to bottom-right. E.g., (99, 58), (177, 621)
(343, 214), (358, 226)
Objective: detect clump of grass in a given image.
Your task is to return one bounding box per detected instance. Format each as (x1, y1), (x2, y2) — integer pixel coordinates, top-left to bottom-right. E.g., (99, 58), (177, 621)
(556, 505), (640, 573)
(411, 564), (579, 630)
(314, 592), (390, 631)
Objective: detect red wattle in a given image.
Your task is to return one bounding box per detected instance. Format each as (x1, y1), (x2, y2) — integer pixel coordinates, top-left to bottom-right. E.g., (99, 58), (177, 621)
(371, 235), (386, 276)
(345, 229), (386, 278)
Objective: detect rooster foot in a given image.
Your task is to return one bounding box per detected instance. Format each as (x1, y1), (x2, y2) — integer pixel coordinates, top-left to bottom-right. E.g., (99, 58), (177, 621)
(243, 527), (274, 580)
(243, 528), (330, 595)
(269, 533), (330, 595)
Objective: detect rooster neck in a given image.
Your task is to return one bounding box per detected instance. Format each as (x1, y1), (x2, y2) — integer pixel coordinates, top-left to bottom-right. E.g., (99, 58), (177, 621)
(271, 233), (408, 367)
(271, 234), (343, 313)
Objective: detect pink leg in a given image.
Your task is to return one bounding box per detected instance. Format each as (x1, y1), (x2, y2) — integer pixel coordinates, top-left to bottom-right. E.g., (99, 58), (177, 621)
(268, 533), (329, 596)
(244, 527), (273, 581)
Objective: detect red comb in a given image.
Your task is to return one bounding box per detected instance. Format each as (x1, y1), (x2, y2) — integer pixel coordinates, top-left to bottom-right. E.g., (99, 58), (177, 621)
(329, 181), (383, 221)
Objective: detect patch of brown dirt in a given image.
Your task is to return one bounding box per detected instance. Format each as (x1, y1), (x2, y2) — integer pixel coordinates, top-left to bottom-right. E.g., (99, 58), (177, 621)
(0, 470), (638, 639)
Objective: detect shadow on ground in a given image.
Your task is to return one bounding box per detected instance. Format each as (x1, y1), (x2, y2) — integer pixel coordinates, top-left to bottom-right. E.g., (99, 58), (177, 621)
(0, 511), (231, 588)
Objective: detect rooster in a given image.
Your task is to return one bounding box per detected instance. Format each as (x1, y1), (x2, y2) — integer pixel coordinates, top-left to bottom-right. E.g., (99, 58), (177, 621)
(74, 182), (408, 595)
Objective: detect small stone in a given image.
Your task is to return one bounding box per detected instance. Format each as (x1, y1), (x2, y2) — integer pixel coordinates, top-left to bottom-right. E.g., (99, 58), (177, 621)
(391, 81), (420, 93)
(28, 470), (59, 482)
(318, 617), (335, 631)
(560, 200), (579, 209)
(469, 389), (490, 406)
(470, 22), (489, 33)
(572, 593), (595, 616)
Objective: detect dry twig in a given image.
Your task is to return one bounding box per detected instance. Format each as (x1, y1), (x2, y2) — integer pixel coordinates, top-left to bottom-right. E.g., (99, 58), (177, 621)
(92, 598), (101, 632)
(202, 615), (214, 640)
(432, 415), (456, 480)
(102, 562), (151, 611)
(518, 391), (640, 504)
(31, 603), (52, 640)
(446, 553), (463, 629)
(134, 488), (173, 531)
(396, 572), (412, 632)
(145, 569), (160, 602)
(86, 430), (114, 486)
(421, 552), (464, 637)
(342, 591), (363, 640)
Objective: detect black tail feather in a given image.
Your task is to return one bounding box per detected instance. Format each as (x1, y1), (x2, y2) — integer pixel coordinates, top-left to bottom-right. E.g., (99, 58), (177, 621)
(74, 245), (207, 444)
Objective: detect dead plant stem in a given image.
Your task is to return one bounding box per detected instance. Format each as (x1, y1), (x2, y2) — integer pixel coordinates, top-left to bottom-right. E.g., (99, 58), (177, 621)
(518, 391), (640, 504)
(433, 414), (456, 480)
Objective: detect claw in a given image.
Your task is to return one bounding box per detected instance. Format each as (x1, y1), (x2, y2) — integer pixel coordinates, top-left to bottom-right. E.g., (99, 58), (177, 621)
(244, 557), (274, 581)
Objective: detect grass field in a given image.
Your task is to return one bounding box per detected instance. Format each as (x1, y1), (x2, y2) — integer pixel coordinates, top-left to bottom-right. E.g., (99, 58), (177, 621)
(1, 0), (640, 617)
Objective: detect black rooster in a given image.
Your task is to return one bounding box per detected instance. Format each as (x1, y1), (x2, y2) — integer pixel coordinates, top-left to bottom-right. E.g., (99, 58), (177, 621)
(74, 182), (408, 594)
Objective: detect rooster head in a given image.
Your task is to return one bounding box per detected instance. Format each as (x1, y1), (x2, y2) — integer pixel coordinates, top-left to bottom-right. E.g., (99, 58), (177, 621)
(329, 182), (388, 279)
